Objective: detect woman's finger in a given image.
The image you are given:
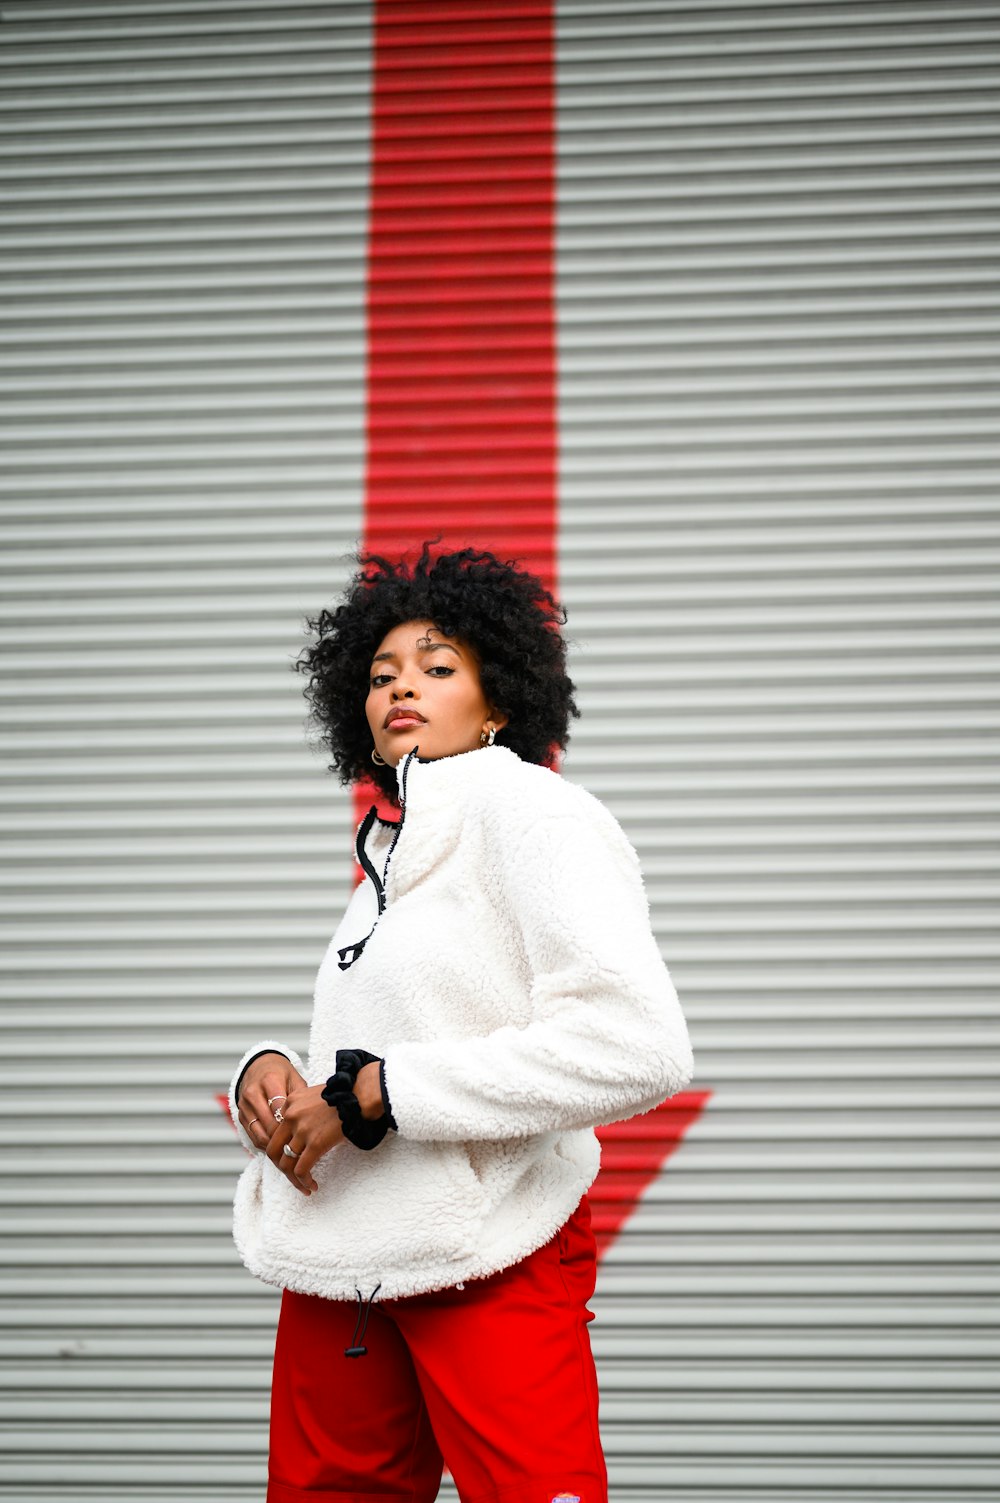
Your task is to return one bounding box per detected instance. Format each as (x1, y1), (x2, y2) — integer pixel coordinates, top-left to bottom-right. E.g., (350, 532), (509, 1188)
(265, 1118), (293, 1169)
(260, 1070), (294, 1123)
(238, 1081), (275, 1144)
(292, 1115), (341, 1185)
(290, 1140), (320, 1192)
(264, 1119), (309, 1195)
(280, 1147), (311, 1195)
(238, 1109), (269, 1150)
(283, 1138), (317, 1194)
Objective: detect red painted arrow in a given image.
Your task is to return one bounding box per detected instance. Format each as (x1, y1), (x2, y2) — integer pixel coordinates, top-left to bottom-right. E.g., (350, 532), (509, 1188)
(593, 1091), (712, 1254)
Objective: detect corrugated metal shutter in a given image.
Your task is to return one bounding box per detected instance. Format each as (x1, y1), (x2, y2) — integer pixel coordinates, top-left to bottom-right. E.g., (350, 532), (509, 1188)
(0, 3), (370, 1497)
(2, 1), (998, 1500)
(555, 1), (1000, 1499)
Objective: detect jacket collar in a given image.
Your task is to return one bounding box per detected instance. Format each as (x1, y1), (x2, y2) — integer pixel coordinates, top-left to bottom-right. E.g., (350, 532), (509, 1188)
(342, 745), (515, 971)
(394, 741), (512, 814)
(357, 744), (515, 880)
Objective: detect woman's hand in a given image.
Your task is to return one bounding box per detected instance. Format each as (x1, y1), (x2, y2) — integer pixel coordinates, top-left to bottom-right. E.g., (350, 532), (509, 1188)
(236, 1053), (306, 1158)
(265, 1083), (346, 1194)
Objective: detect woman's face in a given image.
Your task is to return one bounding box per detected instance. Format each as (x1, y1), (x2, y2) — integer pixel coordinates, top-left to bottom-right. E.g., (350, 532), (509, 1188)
(365, 618), (508, 769)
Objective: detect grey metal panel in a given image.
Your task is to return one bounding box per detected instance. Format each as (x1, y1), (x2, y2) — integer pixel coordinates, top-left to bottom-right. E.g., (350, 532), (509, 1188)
(0, 2), (371, 1499)
(555, 0), (1000, 1500)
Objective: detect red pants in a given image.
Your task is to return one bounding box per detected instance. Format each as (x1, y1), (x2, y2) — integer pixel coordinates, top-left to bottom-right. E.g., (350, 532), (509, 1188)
(267, 1195), (607, 1503)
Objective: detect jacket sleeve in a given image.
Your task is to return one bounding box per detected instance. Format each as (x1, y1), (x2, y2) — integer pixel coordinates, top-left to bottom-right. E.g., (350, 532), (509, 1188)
(381, 805), (694, 1142)
(227, 1039), (307, 1156)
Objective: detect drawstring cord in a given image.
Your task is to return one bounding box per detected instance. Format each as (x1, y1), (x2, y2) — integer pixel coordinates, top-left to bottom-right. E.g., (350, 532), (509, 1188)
(344, 1283), (382, 1358)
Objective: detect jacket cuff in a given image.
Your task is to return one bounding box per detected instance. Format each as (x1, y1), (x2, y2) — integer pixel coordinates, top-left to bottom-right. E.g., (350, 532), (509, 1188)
(379, 1058), (398, 1132)
(228, 1039), (306, 1156)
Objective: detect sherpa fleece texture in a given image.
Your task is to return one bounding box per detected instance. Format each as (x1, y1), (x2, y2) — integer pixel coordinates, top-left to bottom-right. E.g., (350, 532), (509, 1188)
(228, 744), (694, 1301)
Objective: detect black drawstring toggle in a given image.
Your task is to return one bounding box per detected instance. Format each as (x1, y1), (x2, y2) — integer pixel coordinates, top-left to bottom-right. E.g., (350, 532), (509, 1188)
(344, 1283), (382, 1358)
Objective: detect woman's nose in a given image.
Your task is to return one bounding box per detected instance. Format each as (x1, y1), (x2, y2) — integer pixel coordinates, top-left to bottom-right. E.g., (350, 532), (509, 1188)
(391, 683), (416, 700)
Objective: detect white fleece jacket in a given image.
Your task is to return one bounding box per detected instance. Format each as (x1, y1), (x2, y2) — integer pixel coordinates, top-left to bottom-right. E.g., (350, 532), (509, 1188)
(228, 743), (694, 1301)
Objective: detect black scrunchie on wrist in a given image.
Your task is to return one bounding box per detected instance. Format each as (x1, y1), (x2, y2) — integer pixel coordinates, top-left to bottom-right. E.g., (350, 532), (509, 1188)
(321, 1049), (388, 1151)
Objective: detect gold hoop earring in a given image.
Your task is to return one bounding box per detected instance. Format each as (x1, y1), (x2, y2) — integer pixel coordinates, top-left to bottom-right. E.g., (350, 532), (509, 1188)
(371, 748), (386, 766)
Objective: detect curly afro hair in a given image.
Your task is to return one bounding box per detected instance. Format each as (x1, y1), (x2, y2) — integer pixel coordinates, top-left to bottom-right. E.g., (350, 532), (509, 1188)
(294, 542), (579, 802)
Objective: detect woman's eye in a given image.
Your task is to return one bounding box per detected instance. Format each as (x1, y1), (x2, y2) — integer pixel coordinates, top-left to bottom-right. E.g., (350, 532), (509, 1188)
(426, 666), (455, 677)
(370, 673), (393, 688)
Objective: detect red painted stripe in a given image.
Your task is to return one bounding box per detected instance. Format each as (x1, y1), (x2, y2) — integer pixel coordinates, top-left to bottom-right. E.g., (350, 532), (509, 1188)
(362, 0), (558, 590)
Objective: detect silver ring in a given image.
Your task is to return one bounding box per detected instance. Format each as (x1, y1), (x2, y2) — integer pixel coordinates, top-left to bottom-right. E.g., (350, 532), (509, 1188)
(267, 1095), (287, 1106)
(282, 1144), (299, 1159)
(245, 1117), (259, 1130)
(273, 1108), (284, 1123)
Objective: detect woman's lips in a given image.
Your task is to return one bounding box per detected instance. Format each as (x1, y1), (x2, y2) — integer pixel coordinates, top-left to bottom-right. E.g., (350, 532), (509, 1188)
(385, 714), (425, 730)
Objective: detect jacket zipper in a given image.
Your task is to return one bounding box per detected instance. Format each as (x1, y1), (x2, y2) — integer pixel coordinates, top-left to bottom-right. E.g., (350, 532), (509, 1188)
(335, 749), (420, 1343)
(336, 747), (415, 968)
(378, 744), (414, 906)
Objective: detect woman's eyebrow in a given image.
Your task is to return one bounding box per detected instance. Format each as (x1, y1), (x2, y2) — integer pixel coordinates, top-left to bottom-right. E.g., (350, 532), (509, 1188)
(416, 639), (460, 656)
(370, 641), (461, 666)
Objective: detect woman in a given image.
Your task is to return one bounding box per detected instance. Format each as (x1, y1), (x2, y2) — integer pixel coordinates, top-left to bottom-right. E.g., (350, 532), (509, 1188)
(229, 544), (694, 1503)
